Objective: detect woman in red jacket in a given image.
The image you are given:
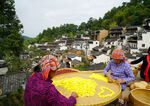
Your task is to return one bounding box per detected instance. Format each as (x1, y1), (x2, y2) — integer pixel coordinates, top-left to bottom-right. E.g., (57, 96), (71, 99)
(130, 47), (150, 82)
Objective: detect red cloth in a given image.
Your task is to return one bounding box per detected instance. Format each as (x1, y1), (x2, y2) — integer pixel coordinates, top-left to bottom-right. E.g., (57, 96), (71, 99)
(144, 54), (150, 82)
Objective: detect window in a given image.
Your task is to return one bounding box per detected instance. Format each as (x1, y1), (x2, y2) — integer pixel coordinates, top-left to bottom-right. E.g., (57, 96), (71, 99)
(142, 44), (145, 47)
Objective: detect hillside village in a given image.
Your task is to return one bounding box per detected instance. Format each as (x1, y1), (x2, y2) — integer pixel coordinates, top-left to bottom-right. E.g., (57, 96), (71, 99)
(19, 18), (150, 71)
(1, 19), (150, 74)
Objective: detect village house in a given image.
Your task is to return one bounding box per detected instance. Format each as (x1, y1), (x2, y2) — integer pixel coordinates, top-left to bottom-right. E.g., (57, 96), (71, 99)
(137, 19), (150, 50)
(63, 53), (82, 68)
(109, 27), (124, 39)
(71, 59), (83, 68)
(117, 34), (125, 49)
(91, 30), (108, 44)
(143, 18), (150, 31)
(65, 54), (82, 62)
(104, 39), (111, 48)
(88, 40), (99, 51)
(89, 46), (110, 64)
(126, 26), (141, 34)
(63, 37), (73, 49)
(104, 27), (124, 49)
(125, 21), (150, 54)
(75, 34), (90, 40)
(56, 40), (67, 51)
(89, 51), (110, 65)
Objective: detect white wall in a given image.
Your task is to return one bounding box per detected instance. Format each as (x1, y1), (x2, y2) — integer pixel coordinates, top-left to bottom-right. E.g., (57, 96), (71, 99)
(110, 41), (118, 47)
(137, 32), (150, 49)
(60, 46), (68, 50)
(71, 56), (82, 61)
(93, 54), (110, 64)
(59, 42), (66, 46)
(81, 35), (90, 40)
(130, 49), (139, 54)
(72, 42), (87, 50)
(128, 42), (137, 48)
(104, 42), (111, 48)
(89, 40), (99, 50)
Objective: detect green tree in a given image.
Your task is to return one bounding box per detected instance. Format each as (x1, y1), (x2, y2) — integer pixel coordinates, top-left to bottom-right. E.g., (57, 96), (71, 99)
(78, 22), (87, 31)
(101, 19), (111, 30)
(0, 0), (23, 58)
(109, 21), (118, 28)
(0, 0), (24, 72)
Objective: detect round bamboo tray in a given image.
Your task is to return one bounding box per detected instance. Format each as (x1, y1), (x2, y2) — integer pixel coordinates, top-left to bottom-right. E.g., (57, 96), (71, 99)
(52, 70), (121, 106)
(129, 88), (150, 106)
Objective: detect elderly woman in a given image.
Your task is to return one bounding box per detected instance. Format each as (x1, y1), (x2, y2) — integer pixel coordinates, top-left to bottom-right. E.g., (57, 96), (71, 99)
(24, 55), (78, 106)
(104, 48), (135, 105)
(104, 48), (135, 90)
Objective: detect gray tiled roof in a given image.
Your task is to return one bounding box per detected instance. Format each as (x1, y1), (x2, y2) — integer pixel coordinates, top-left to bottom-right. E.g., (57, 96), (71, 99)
(110, 27), (123, 30)
(126, 26), (138, 30)
(105, 39), (111, 42)
(93, 46), (103, 51)
(92, 51), (103, 57)
(72, 59), (81, 64)
(67, 54), (77, 58)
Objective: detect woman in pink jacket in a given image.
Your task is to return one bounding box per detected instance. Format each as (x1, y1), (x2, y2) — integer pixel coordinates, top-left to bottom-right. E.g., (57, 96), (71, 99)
(24, 55), (78, 106)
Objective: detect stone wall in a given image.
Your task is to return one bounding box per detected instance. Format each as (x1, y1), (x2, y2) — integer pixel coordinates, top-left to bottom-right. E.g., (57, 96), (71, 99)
(0, 72), (26, 95)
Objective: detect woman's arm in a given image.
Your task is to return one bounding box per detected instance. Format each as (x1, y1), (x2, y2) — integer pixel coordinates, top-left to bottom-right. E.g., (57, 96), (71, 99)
(104, 60), (112, 75)
(123, 63), (135, 83)
(104, 60), (114, 83)
(130, 56), (145, 64)
(47, 84), (76, 106)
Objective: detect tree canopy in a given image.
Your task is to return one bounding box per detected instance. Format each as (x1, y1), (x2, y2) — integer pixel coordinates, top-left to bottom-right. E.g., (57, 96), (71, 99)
(0, 0), (24, 72)
(0, 0), (24, 58)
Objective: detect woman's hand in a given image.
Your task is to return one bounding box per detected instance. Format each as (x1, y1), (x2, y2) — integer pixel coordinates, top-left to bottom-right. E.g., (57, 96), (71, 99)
(106, 73), (113, 83)
(108, 76), (114, 83)
(71, 92), (78, 98)
(116, 79), (126, 84)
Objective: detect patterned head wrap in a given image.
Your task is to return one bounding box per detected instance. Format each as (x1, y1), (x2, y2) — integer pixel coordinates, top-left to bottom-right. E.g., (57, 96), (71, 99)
(38, 55), (60, 80)
(111, 48), (126, 60)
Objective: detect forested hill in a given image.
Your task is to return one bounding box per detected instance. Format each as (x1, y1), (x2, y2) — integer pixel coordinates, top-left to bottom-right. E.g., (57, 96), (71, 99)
(24, 0), (150, 45)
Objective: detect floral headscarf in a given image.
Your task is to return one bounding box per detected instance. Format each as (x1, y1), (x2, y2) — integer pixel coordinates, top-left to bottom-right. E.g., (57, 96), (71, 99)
(111, 48), (126, 61)
(38, 55), (60, 80)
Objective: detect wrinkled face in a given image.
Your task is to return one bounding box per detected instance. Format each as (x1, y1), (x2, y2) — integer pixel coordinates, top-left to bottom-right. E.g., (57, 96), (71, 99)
(113, 59), (122, 64)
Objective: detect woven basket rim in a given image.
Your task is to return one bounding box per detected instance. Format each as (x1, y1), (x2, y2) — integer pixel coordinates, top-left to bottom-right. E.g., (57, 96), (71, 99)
(131, 88), (150, 105)
(53, 71), (122, 106)
(57, 68), (80, 72)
